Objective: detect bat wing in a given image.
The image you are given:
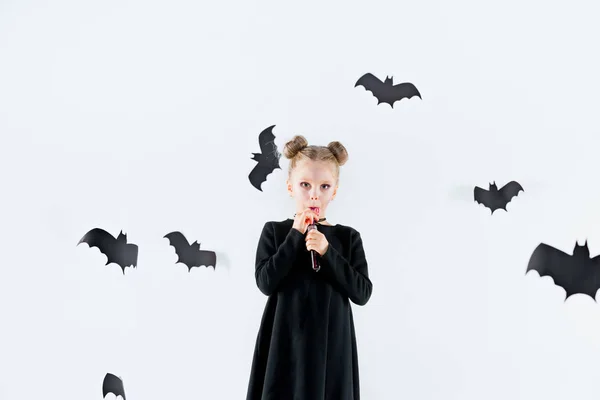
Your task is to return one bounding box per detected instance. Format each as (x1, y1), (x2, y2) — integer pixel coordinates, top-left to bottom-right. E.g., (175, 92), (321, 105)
(588, 254), (600, 298)
(499, 181), (524, 202)
(473, 186), (487, 204)
(102, 373), (126, 399)
(258, 125), (279, 157)
(121, 243), (138, 272)
(190, 249), (217, 270)
(355, 73), (385, 98)
(526, 243), (598, 300)
(78, 228), (134, 272)
(391, 82), (421, 102)
(249, 164), (274, 191)
(164, 231), (190, 260)
(249, 125), (281, 191)
(78, 228), (115, 251)
(473, 186), (497, 213)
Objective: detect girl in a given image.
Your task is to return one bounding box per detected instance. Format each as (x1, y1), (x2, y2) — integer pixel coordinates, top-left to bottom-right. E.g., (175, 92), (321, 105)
(246, 135), (373, 400)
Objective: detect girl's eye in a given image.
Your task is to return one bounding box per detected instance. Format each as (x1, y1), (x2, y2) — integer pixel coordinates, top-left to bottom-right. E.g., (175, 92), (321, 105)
(301, 182), (310, 188)
(322, 184), (330, 189)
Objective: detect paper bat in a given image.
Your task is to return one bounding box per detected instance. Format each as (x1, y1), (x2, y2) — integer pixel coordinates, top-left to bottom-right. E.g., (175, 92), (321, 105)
(78, 228), (138, 274)
(249, 125), (281, 191)
(355, 73), (421, 107)
(526, 241), (600, 301)
(164, 231), (216, 271)
(102, 372), (126, 399)
(474, 181), (523, 214)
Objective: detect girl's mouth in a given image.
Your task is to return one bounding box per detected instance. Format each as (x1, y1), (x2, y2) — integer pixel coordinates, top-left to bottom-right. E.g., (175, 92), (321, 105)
(309, 207), (320, 215)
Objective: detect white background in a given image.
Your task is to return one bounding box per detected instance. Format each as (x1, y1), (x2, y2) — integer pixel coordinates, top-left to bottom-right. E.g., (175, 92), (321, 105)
(2, 0), (600, 399)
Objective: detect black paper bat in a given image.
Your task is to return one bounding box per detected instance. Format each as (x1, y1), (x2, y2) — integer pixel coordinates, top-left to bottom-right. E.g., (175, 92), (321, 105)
(249, 125), (281, 191)
(78, 228), (138, 274)
(102, 372), (126, 399)
(355, 73), (421, 107)
(164, 231), (216, 271)
(526, 241), (600, 301)
(474, 181), (524, 214)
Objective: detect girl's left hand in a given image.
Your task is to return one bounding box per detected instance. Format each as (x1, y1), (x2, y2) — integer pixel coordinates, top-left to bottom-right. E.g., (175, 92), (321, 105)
(305, 229), (329, 256)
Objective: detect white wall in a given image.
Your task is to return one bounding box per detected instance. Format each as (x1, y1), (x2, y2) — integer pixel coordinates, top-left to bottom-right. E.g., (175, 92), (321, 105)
(2, 0), (600, 398)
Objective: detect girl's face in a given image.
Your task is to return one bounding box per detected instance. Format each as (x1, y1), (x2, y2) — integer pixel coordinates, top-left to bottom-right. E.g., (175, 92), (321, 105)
(287, 159), (338, 218)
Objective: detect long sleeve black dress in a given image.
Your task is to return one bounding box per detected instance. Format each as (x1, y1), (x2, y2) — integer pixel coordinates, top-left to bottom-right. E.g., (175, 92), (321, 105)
(246, 218), (373, 400)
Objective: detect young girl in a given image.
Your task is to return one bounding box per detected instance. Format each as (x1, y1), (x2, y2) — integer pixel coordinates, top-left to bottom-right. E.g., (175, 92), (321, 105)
(246, 135), (373, 400)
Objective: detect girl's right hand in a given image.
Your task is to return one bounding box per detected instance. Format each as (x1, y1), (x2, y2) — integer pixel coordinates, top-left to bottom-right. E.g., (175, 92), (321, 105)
(292, 208), (318, 234)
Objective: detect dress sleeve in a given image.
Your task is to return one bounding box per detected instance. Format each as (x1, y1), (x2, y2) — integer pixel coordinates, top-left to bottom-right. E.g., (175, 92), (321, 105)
(321, 229), (373, 305)
(254, 222), (305, 296)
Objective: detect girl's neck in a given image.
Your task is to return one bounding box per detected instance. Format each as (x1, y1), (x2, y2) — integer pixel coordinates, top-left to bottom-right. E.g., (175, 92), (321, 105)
(317, 217), (332, 226)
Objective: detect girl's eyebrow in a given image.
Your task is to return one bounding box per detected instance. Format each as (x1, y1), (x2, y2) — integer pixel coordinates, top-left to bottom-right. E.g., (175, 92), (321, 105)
(300, 178), (332, 185)
(300, 178), (333, 184)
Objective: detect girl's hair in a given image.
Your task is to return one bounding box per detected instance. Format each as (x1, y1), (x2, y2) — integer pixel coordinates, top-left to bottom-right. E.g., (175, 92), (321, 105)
(282, 135), (349, 182)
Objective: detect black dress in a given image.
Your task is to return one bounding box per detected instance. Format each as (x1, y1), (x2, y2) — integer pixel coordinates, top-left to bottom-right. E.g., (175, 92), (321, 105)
(246, 219), (373, 400)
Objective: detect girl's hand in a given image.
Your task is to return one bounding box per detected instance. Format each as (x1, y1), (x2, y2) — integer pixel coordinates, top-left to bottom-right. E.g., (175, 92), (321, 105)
(305, 229), (329, 256)
(292, 208), (319, 234)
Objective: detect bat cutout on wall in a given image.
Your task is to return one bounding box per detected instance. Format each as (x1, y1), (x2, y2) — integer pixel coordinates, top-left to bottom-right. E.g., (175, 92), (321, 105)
(102, 373), (126, 399)
(249, 125), (281, 191)
(474, 181), (524, 214)
(355, 73), (421, 107)
(78, 228), (138, 274)
(164, 231), (216, 271)
(526, 241), (600, 301)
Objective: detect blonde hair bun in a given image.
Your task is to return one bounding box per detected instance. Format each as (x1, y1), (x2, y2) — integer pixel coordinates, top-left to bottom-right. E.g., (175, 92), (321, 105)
(283, 135), (309, 159)
(327, 141), (348, 166)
